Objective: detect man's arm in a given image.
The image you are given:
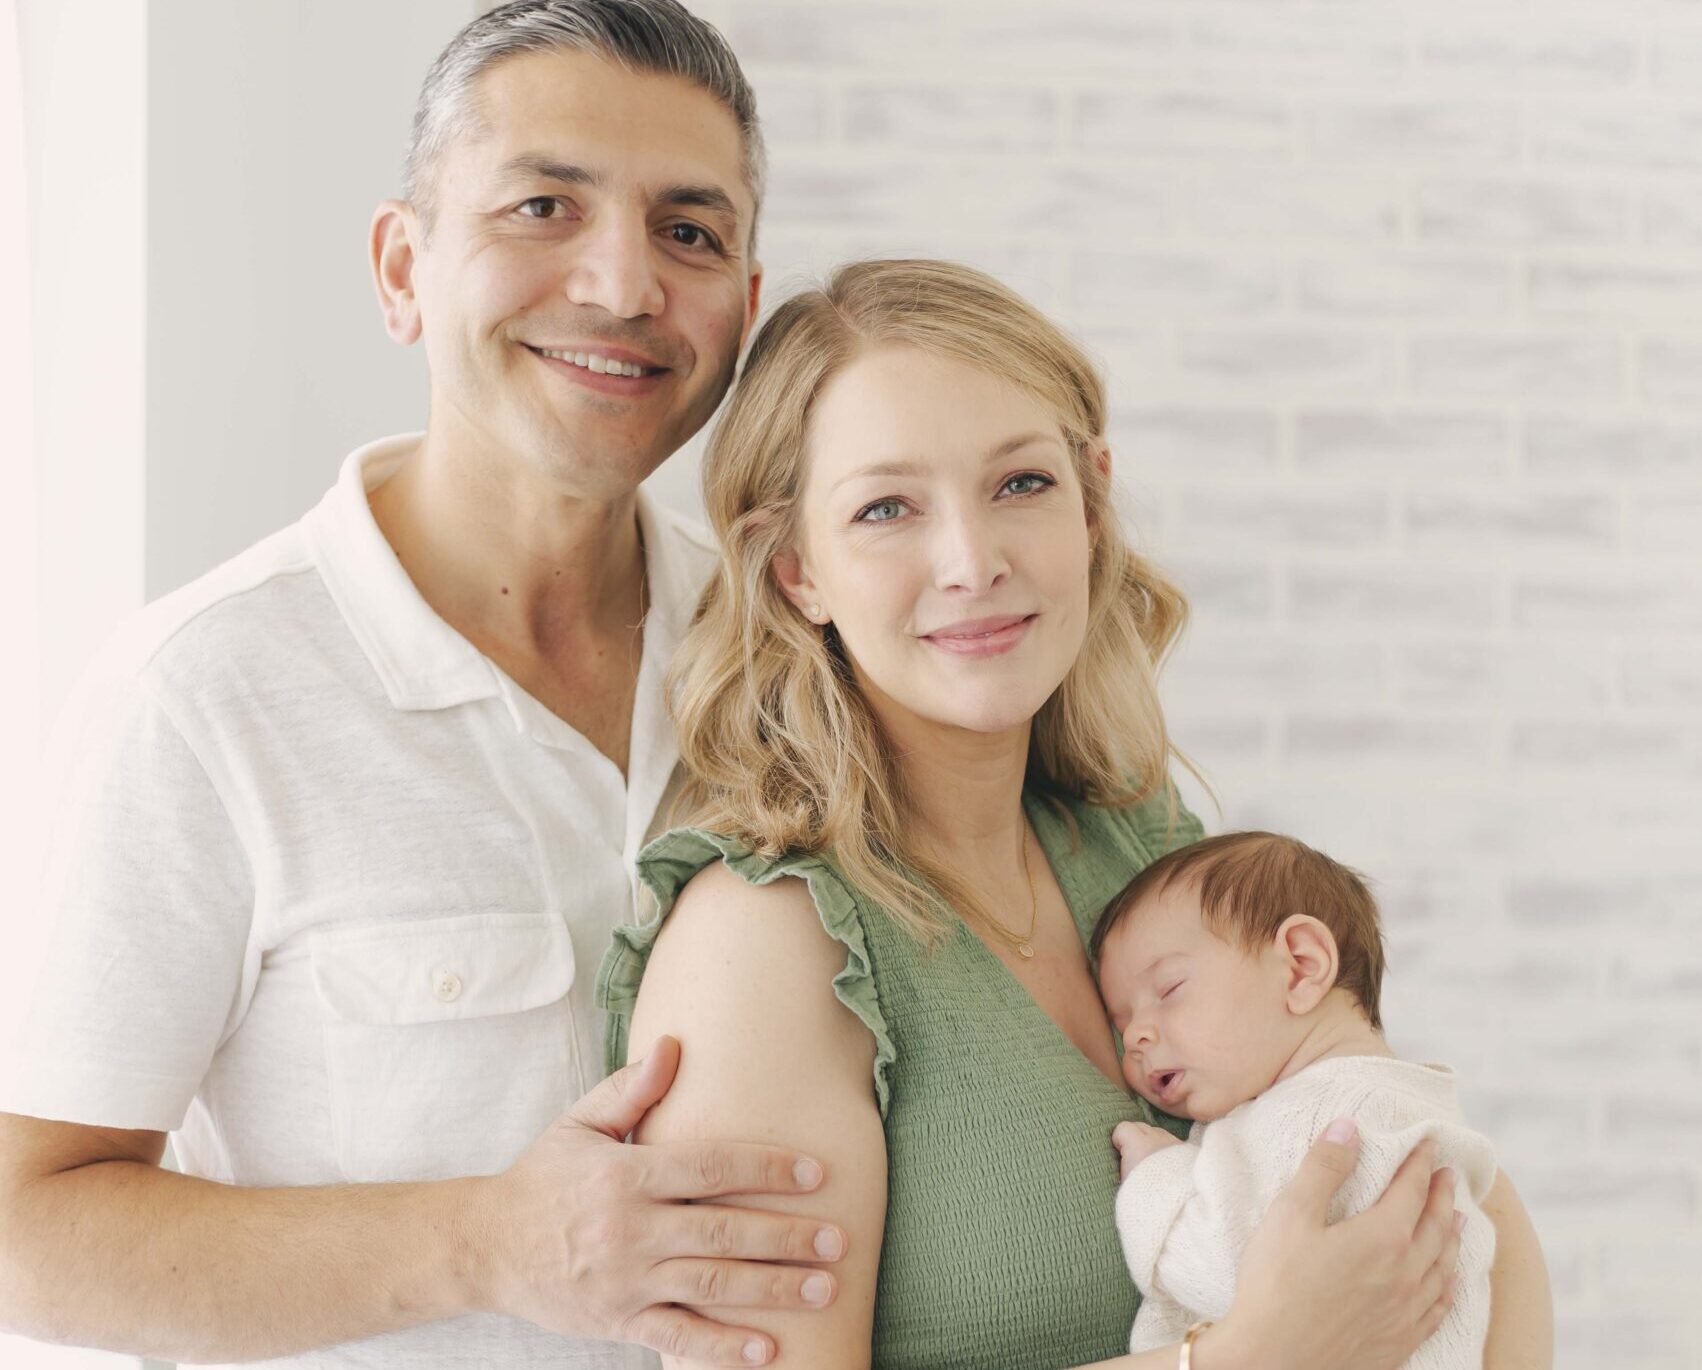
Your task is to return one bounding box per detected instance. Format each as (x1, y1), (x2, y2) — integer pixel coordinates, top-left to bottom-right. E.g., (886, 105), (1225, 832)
(0, 1038), (847, 1367)
(624, 861), (888, 1370)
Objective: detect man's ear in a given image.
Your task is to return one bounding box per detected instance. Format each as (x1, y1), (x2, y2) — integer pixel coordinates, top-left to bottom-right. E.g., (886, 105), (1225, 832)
(1275, 914), (1339, 1015)
(739, 264), (764, 352)
(770, 543), (828, 626)
(370, 199), (423, 345)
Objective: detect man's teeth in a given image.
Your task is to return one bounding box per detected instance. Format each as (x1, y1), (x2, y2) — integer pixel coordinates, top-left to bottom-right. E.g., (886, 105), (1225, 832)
(534, 347), (649, 378)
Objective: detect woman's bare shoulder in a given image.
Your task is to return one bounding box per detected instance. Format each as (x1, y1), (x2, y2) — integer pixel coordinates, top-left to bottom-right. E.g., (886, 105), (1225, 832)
(635, 857), (866, 1047)
(654, 856), (845, 971)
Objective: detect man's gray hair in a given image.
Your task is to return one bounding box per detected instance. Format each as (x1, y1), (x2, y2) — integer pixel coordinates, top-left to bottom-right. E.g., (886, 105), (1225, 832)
(403, 0), (764, 238)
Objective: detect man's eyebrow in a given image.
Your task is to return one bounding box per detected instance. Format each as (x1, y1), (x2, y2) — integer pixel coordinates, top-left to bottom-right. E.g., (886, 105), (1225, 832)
(494, 155), (601, 187)
(490, 158), (741, 227)
(830, 432), (1063, 493)
(657, 182), (741, 227)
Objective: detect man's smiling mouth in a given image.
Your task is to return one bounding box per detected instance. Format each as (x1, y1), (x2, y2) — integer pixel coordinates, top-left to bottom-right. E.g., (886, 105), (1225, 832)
(522, 343), (663, 378)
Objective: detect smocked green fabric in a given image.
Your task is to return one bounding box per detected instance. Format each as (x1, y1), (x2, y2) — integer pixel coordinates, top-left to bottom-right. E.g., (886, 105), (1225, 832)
(597, 788), (1204, 1370)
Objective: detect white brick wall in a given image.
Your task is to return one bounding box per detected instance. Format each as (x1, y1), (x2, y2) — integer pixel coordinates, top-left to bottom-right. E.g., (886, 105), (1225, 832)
(660, 2), (1702, 1362)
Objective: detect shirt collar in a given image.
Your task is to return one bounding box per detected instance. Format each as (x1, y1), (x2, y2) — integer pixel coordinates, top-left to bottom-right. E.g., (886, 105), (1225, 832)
(307, 433), (715, 714)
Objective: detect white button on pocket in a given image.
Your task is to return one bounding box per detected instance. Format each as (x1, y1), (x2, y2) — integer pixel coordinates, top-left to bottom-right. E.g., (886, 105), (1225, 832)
(432, 969), (463, 1002)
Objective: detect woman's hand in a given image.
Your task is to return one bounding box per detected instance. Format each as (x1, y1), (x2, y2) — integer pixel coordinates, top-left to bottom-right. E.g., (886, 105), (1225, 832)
(1198, 1119), (1461, 1370)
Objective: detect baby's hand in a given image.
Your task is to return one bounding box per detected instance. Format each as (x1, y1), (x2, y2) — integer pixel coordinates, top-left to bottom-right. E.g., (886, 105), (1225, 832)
(1112, 1121), (1182, 1181)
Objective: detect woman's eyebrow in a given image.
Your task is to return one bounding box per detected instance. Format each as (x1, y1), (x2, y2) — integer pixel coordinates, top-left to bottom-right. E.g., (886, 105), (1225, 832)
(986, 431), (1062, 460)
(829, 433), (1063, 492)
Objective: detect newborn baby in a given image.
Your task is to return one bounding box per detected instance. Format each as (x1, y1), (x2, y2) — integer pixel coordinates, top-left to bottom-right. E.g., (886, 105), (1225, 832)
(1092, 831), (1498, 1366)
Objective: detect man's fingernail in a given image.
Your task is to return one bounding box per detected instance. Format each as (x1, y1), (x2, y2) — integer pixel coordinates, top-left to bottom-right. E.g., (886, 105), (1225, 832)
(743, 1338), (768, 1364)
(801, 1273), (832, 1305)
(1324, 1118), (1357, 1145)
(814, 1227), (845, 1259)
(794, 1158), (822, 1188)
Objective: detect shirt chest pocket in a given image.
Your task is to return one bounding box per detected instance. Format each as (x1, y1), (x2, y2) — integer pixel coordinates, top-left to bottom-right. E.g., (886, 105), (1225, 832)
(309, 913), (578, 1183)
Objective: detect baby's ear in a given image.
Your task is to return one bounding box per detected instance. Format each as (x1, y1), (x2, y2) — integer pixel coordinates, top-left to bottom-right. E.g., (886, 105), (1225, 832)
(1275, 914), (1339, 1015)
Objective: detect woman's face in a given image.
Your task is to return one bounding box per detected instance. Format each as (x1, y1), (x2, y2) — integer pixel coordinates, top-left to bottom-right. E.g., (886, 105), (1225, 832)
(780, 344), (1097, 739)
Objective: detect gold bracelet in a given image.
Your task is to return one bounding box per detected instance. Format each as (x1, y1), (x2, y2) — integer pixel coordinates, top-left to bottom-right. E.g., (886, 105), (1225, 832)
(1178, 1320), (1212, 1370)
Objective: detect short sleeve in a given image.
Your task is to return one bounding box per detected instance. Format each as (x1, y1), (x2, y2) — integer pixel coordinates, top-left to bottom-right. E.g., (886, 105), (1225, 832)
(0, 664), (254, 1131)
(1126, 782), (1206, 861)
(597, 828), (897, 1119)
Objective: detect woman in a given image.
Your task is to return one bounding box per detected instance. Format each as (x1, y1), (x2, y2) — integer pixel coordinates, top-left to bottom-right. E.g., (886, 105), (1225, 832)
(598, 260), (1551, 1368)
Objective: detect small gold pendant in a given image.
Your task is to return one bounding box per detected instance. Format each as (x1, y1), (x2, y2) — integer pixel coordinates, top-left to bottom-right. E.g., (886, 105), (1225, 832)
(1017, 941), (1035, 959)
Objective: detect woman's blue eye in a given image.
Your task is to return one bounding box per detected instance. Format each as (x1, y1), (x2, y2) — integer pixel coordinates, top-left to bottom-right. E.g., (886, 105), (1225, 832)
(855, 498), (906, 523)
(1003, 473), (1054, 497)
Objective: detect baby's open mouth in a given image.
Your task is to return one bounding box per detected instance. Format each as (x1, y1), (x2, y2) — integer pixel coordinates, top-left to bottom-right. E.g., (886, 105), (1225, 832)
(1149, 1068), (1185, 1101)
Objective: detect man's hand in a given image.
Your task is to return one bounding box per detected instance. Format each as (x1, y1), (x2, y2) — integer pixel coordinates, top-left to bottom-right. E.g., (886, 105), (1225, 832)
(1112, 1121), (1183, 1181)
(465, 1036), (847, 1367)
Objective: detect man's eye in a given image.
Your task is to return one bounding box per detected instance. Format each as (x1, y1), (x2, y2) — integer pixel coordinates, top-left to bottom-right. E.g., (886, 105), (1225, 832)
(855, 498), (906, 524)
(517, 197), (565, 219)
(667, 223), (722, 253)
(1002, 472), (1055, 497)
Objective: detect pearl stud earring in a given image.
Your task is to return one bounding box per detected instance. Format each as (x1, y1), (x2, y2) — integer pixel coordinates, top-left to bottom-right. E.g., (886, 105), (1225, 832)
(808, 604), (822, 619)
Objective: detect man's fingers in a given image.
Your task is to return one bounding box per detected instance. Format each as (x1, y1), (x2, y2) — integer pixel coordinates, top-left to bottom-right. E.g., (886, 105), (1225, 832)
(568, 1036), (683, 1140)
(647, 1139), (826, 1201)
(623, 1306), (773, 1367)
(650, 1203), (848, 1264)
(653, 1258), (838, 1311)
(1273, 1117), (1363, 1219)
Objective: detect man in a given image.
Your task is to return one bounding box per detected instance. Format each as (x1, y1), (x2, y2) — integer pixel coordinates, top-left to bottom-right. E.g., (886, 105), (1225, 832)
(0, 4), (842, 1366)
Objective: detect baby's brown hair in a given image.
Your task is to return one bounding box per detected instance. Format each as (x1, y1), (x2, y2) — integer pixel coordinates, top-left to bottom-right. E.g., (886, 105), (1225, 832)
(1091, 831), (1387, 1029)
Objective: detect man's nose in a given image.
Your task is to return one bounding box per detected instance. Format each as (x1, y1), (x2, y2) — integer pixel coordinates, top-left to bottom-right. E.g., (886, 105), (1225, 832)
(933, 508), (1011, 594)
(563, 212), (665, 320)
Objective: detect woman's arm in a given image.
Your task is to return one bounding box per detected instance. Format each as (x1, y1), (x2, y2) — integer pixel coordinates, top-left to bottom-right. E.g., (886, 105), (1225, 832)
(625, 861), (887, 1370)
(1481, 1171), (1554, 1369)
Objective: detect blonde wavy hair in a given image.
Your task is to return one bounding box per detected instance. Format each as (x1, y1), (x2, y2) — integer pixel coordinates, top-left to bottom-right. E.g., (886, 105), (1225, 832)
(670, 258), (1194, 945)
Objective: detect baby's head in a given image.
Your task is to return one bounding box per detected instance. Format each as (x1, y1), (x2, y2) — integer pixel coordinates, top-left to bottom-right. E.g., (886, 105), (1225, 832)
(1091, 831), (1387, 1122)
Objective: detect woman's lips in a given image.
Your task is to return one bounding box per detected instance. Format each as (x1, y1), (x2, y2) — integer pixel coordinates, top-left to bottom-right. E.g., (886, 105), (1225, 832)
(920, 614), (1036, 658)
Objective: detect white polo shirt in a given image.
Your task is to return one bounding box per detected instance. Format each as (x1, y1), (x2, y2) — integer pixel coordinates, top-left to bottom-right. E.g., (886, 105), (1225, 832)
(1, 434), (714, 1369)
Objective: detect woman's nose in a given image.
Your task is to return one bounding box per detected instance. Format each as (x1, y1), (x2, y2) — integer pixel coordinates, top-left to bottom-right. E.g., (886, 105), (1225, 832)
(933, 509), (1011, 594)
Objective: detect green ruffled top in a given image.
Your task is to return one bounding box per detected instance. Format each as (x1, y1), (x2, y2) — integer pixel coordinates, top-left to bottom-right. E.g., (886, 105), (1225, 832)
(597, 787), (1204, 1370)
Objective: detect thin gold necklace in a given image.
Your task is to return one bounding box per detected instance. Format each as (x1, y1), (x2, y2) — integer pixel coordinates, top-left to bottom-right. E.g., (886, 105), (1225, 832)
(986, 824), (1039, 959)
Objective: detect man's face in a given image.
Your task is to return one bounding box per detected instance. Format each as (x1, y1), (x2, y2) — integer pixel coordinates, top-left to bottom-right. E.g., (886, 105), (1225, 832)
(407, 49), (761, 496)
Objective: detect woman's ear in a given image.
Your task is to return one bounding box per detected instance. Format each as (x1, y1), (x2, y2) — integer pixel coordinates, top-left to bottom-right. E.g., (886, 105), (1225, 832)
(1275, 914), (1340, 1015)
(770, 545), (830, 626)
(1086, 441), (1113, 545)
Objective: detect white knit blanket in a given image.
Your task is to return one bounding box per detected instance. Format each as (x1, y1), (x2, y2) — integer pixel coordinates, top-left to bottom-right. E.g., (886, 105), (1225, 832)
(1116, 1056), (1498, 1367)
